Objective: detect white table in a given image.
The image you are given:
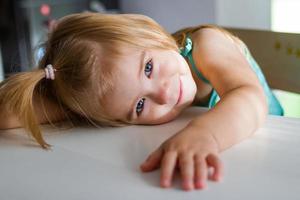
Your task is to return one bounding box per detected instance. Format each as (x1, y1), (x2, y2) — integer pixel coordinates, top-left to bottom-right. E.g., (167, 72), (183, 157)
(0, 107), (300, 200)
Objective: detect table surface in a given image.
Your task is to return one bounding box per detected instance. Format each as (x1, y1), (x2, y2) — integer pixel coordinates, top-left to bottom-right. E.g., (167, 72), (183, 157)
(0, 107), (300, 200)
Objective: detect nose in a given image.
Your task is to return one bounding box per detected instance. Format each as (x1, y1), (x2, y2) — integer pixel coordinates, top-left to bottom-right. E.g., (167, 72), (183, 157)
(152, 79), (171, 105)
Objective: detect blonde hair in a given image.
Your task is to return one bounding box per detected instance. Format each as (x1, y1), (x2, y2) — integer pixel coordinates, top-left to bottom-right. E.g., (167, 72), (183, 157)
(0, 12), (179, 148)
(0, 12), (238, 149)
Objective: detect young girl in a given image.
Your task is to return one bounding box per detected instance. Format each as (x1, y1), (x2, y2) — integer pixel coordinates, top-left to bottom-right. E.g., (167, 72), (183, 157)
(0, 12), (283, 191)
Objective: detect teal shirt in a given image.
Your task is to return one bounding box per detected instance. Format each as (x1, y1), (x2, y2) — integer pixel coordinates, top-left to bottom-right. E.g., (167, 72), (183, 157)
(180, 35), (284, 116)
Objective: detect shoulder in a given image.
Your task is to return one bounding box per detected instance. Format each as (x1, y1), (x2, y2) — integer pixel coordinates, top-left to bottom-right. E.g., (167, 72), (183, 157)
(189, 27), (261, 96)
(190, 27), (242, 66)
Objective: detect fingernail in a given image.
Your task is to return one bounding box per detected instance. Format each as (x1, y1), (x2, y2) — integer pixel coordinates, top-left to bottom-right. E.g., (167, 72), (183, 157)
(140, 162), (147, 168)
(195, 181), (206, 189)
(161, 179), (170, 188)
(215, 175), (222, 182)
(183, 180), (193, 190)
(146, 155), (151, 161)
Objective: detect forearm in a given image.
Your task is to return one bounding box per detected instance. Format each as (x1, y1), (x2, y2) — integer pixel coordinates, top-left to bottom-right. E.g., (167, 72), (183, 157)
(190, 85), (268, 151)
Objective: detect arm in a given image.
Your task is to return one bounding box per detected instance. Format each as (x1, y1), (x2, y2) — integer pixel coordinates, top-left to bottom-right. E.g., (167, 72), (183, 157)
(189, 28), (268, 150)
(0, 95), (67, 130)
(140, 28), (268, 191)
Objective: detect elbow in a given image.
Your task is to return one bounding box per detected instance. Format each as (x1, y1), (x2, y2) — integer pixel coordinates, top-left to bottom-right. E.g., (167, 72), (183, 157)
(238, 85), (268, 132)
(253, 85), (268, 128)
(239, 85), (268, 137)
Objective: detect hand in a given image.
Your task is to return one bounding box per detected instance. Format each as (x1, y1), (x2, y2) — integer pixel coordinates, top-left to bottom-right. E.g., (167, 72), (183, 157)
(140, 124), (223, 191)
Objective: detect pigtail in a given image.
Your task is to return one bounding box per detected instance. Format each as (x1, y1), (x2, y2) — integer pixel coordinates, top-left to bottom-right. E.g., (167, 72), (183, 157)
(0, 68), (51, 149)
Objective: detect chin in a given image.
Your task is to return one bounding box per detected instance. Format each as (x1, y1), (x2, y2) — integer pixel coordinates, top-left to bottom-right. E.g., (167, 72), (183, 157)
(147, 117), (176, 125)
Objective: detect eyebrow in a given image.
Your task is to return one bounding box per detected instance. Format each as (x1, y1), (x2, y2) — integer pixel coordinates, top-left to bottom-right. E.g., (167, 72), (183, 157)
(126, 50), (146, 122)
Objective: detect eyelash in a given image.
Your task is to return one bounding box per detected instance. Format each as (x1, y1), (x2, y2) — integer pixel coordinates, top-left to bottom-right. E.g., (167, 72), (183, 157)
(136, 98), (145, 117)
(135, 59), (153, 117)
(144, 59), (153, 78)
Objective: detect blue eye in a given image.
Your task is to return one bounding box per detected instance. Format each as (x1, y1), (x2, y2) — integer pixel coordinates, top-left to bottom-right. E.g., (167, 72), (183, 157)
(144, 59), (153, 77)
(136, 98), (145, 116)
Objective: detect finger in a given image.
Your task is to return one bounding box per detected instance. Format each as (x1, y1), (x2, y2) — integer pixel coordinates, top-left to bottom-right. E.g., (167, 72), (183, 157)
(206, 153), (223, 181)
(179, 152), (194, 191)
(194, 154), (207, 189)
(140, 148), (163, 172)
(160, 151), (178, 188)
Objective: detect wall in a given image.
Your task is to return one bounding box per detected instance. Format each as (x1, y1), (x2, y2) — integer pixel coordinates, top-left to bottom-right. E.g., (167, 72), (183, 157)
(216, 0), (271, 30)
(120, 0), (216, 33)
(120, 0), (271, 32)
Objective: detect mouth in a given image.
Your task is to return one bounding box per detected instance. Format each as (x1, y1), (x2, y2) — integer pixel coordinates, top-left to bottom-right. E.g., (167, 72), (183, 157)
(176, 78), (182, 105)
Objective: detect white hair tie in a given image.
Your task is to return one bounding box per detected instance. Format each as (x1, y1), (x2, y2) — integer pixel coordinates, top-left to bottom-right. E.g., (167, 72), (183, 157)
(44, 64), (57, 80)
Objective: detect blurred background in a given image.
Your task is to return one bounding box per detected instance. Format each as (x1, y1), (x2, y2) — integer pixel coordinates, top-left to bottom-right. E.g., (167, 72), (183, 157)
(0, 0), (299, 117)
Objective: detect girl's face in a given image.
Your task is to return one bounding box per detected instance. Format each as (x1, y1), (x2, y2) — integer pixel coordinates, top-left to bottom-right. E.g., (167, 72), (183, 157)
(103, 46), (197, 124)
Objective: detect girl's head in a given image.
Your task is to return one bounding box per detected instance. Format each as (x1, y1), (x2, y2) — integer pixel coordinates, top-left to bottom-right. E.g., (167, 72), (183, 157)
(0, 12), (197, 148)
(40, 12), (197, 125)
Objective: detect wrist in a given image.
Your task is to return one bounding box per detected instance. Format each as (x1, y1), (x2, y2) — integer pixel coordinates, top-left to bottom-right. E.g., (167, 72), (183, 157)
(187, 122), (221, 153)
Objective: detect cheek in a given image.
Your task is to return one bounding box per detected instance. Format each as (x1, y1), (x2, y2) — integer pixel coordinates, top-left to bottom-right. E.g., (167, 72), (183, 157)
(175, 55), (190, 74)
(144, 106), (182, 124)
